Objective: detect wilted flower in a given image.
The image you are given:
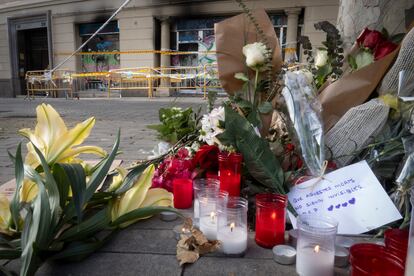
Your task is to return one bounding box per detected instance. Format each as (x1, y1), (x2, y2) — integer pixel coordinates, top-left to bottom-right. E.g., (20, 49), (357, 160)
(242, 42), (268, 71)
(314, 49), (328, 68)
(108, 167), (128, 192)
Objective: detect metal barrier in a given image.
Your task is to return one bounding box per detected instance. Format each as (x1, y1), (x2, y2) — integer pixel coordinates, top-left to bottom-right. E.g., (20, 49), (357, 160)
(107, 63), (222, 98)
(25, 63), (223, 99)
(25, 70), (74, 99)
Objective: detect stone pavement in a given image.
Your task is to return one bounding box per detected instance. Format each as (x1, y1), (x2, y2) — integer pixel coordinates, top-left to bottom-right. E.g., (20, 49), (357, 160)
(0, 98), (350, 275)
(0, 97), (206, 185)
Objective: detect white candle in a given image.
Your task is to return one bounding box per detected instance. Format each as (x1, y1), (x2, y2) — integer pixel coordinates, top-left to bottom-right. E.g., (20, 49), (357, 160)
(199, 211), (218, 240)
(218, 223), (247, 255)
(296, 244), (334, 276)
(194, 198), (200, 219)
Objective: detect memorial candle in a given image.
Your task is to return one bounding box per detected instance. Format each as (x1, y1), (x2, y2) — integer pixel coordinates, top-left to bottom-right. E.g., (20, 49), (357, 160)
(193, 179), (220, 226)
(172, 178), (193, 209)
(198, 190), (228, 240)
(218, 152), (242, 196)
(255, 194), (287, 248)
(296, 215), (338, 276)
(217, 197), (248, 256)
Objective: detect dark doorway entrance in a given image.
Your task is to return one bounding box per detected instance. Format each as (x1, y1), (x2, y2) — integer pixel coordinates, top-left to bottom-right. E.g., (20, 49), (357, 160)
(17, 28), (49, 95)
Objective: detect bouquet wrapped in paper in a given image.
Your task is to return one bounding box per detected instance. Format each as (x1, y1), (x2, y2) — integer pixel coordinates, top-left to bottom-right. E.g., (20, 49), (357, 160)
(282, 71), (325, 176)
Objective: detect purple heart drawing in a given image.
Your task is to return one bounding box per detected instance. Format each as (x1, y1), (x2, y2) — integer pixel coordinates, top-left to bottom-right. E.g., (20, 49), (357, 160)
(335, 204), (341, 209)
(348, 198), (356, 205)
(342, 202), (348, 207)
(327, 205), (334, 211)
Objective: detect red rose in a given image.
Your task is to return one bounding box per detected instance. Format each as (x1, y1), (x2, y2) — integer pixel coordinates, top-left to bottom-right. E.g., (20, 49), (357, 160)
(356, 28), (372, 46)
(374, 40), (398, 60)
(362, 30), (384, 50)
(285, 143), (295, 153)
(193, 145), (219, 170)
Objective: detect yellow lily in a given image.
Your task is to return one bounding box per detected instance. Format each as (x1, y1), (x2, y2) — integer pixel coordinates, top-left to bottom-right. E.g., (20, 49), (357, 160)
(19, 103), (107, 168)
(0, 194), (13, 236)
(111, 164), (173, 227)
(107, 167), (128, 192)
(20, 179), (39, 203)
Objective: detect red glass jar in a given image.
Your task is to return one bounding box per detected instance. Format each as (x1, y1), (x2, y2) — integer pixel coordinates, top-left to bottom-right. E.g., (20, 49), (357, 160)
(218, 152), (242, 196)
(173, 178), (193, 209)
(350, 243), (404, 276)
(384, 229), (409, 264)
(255, 193), (287, 248)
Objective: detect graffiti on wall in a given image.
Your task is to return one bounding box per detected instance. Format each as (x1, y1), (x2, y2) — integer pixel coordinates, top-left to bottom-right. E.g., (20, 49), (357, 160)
(81, 35), (120, 72)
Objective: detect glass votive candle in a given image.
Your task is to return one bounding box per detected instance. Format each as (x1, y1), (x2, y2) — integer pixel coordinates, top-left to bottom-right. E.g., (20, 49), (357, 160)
(384, 229), (409, 264)
(172, 178), (193, 209)
(217, 197), (248, 256)
(296, 215), (338, 276)
(255, 193), (287, 248)
(350, 243), (404, 276)
(406, 186), (414, 275)
(198, 189), (228, 240)
(218, 152), (242, 196)
(193, 179), (220, 226)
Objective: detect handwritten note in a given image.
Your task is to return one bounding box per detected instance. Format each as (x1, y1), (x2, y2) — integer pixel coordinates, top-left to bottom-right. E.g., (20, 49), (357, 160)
(288, 161), (402, 234)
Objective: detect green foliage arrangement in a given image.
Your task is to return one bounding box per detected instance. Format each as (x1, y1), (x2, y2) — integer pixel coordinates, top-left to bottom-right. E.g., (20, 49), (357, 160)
(148, 107), (197, 144)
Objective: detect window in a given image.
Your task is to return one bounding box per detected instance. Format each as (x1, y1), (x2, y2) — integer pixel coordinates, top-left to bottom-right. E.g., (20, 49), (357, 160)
(78, 21), (120, 72)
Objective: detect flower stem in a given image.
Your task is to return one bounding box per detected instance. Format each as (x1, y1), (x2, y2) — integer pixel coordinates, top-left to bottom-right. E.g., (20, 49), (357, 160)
(254, 69), (259, 106)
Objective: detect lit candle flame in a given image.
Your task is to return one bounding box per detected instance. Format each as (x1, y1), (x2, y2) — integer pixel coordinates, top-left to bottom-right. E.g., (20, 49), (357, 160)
(230, 222), (235, 232)
(210, 212), (216, 223)
(314, 245), (320, 253)
(271, 212), (276, 220)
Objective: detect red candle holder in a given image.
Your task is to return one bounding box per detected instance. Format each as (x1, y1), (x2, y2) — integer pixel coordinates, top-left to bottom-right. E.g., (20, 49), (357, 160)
(173, 178), (193, 209)
(218, 152), (242, 196)
(255, 193), (287, 248)
(384, 229), (409, 264)
(350, 243), (404, 276)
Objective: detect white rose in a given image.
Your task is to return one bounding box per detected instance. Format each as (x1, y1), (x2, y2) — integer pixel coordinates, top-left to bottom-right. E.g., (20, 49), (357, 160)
(242, 42), (267, 71)
(314, 49), (328, 68)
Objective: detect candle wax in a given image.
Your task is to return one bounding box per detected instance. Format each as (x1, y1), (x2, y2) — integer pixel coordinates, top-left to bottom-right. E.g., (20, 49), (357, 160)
(218, 226), (247, 255)
(296, 245), (334, 276)
(199, 215), (218, 240)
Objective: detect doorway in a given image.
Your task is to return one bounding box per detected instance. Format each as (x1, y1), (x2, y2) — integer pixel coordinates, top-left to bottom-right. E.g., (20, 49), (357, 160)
(8, 12), (53, 96)
(17, 28), (49, 94)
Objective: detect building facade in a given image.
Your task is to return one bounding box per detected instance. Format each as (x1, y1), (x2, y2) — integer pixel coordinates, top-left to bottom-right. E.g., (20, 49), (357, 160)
(0, 0), (339, 97)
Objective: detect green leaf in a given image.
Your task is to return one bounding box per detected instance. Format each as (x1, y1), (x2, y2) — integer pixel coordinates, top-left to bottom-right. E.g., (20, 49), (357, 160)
(85, 129), (120, 202)
(111, 206), (182, 227)
(57, 164), (86, 223)
(49, 232), (116, 262)
(115, 163), (148, 195)
(347, 55), (357, 70)
(354, 51), (374, 69)
(59, 207), (111, 242)
(32, 145), (61, 227)
(258, 102), (273, 114)
(20, 172), (52, 276)
(52, 164), (71, 210)
(220, 106), (286, 194)
(9, 144), (24, 231)
(389, 33), (405, 44)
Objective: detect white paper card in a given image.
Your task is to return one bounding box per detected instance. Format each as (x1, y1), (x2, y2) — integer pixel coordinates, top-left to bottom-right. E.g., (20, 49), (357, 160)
(288, 161), (402, 234)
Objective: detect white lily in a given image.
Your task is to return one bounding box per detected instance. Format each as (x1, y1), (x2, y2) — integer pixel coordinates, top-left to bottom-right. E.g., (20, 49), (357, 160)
(111, 164), (173, 227)
(19, 104), (107, 168)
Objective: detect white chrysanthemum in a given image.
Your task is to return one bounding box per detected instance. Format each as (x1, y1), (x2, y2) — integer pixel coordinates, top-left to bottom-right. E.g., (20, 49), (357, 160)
(314, 49), (328, 68)
(199, 107), (225, 146)
(242, 42), (267, 71)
